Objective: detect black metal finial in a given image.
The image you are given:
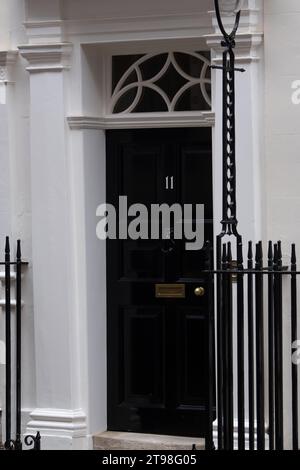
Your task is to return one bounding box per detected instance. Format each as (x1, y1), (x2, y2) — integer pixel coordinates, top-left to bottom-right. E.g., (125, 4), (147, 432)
(227, 241), (232, 263)
(291, 243), (296, 266)
(268, 241), (273, 262)
(237, 239), (243, 266)
(16, 239), (21, 260)
(222, 243), (227, 264)
(255, 241), (263, 265)
(277, 241), (282, 260)
(5, 236), (10, 254)
(248, 241), (253, 261)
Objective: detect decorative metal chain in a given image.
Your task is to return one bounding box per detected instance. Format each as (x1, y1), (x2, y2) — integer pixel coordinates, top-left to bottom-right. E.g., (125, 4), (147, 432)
(222, 44), (237, 235)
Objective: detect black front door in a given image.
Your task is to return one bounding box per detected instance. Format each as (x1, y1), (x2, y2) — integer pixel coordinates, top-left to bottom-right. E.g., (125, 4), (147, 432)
(106, 128), (213, 437)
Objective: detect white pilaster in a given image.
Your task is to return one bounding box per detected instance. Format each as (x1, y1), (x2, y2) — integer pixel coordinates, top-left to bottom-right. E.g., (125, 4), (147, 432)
(206, 0), (265, 447)
(0, 50), (18, 444)
(66, 44), (107, 440)
(19, 42), (90, 449)
(0, 51), (18, 234)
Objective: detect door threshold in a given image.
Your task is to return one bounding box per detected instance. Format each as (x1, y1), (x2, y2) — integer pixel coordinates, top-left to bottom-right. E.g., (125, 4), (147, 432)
(93, 431), (205, 450)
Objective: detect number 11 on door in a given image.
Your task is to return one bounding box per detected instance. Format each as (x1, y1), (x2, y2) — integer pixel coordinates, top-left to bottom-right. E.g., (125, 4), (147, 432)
(165, 176), (174, 190)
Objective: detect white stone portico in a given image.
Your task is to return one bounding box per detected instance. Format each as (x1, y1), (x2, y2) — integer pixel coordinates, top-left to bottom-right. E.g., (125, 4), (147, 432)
(3, 0), (297, 450)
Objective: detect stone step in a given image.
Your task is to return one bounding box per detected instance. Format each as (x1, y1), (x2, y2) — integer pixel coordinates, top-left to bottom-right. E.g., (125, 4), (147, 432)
(93, 431), (205, 451)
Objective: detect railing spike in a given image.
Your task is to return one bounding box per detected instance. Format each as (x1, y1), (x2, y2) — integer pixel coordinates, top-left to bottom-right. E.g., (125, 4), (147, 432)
(247, 239), (255, 450)
(291, 242), (299, 450)
(268, 239), (275, 450)
(236, 237), (245, 450)
(291, 244), (296, 265)
(17, 239), (21, 260)
(5, 236), (10, 253)
(255, 243), (259, 263)
(268, 241), (273, 261)
(255, 240), (265, 449)
(227, 242), (232, 262)
(274, 240), (284, 449)
(15, 238), (22, 450)
(248, 241), (253, 260)
(237, 240), (243, 265)
(222, 243), (227, 263)
(4, 235), (11, 449)
(277, 241), (282, 261)
(274, 244), (278, 266)
(258, 241), (263, 261)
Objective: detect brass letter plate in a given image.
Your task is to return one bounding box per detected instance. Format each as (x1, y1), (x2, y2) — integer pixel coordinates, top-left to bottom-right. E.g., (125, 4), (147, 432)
(155, 283), (186, 299)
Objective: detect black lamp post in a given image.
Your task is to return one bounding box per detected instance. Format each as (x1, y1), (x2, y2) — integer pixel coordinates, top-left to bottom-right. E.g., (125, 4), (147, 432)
(208, 0), (246, 452)
(205, 2), (298, 453)
(213, 0), (245, 238)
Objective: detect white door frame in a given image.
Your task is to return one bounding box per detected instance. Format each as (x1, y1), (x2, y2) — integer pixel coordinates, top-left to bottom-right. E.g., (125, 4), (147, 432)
(66, 32), (263, 443)
(67, 39), (217, 444)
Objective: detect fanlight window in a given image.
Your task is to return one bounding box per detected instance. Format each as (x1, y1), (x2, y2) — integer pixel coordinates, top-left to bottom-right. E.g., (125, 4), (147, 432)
(110, 51), (211, 114)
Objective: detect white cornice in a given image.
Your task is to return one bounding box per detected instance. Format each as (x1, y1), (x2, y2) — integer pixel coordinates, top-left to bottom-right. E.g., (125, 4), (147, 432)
(205, 32), (263, 64)
(208, 0), (263, 33)
(23, 13), (212, 44)
(67, 112), (215, 130)
(68, 116), (107, 130)
(25, 12), (210, 33)
(0, 51), (18, 66)
(209, 8), (262, 33)
(18, 43), (73, 73)
(24, 20), (63, 29)
(25, 13), (207, 27)
(207, 0), (263, 62)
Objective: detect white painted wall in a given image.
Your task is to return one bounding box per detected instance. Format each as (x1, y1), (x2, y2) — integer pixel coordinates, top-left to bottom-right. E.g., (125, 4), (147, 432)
(0, 0), (266, 450)
(0, 0), (35, 438)
(0, 0), (265, 449)
(264, 0), (300, 251)
(26, 0), (213, 21)
(2, 0), (299, 451)
(264, 0), (300, 448)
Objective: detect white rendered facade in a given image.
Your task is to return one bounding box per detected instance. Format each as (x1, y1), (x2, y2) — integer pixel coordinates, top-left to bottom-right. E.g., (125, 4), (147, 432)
(0, 0), (298, 449)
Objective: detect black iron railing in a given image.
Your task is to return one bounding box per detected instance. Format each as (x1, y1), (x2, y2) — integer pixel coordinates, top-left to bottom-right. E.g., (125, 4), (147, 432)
(203, 1), (300, 451)
(1, 237), (40, 451)
(204, 239), (299, 450)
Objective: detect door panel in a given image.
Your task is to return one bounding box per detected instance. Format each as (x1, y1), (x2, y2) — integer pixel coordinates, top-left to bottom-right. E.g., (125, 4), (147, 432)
(121, 240), (164, 279)
(106, 128), (213, 437)
(122, 307), (165, 405)
(121, 146), (163, 206)
(177, 307), (208, 405)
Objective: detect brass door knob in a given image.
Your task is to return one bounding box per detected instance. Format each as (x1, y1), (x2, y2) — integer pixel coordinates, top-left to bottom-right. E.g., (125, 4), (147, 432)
(194, 287), (205, 297)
